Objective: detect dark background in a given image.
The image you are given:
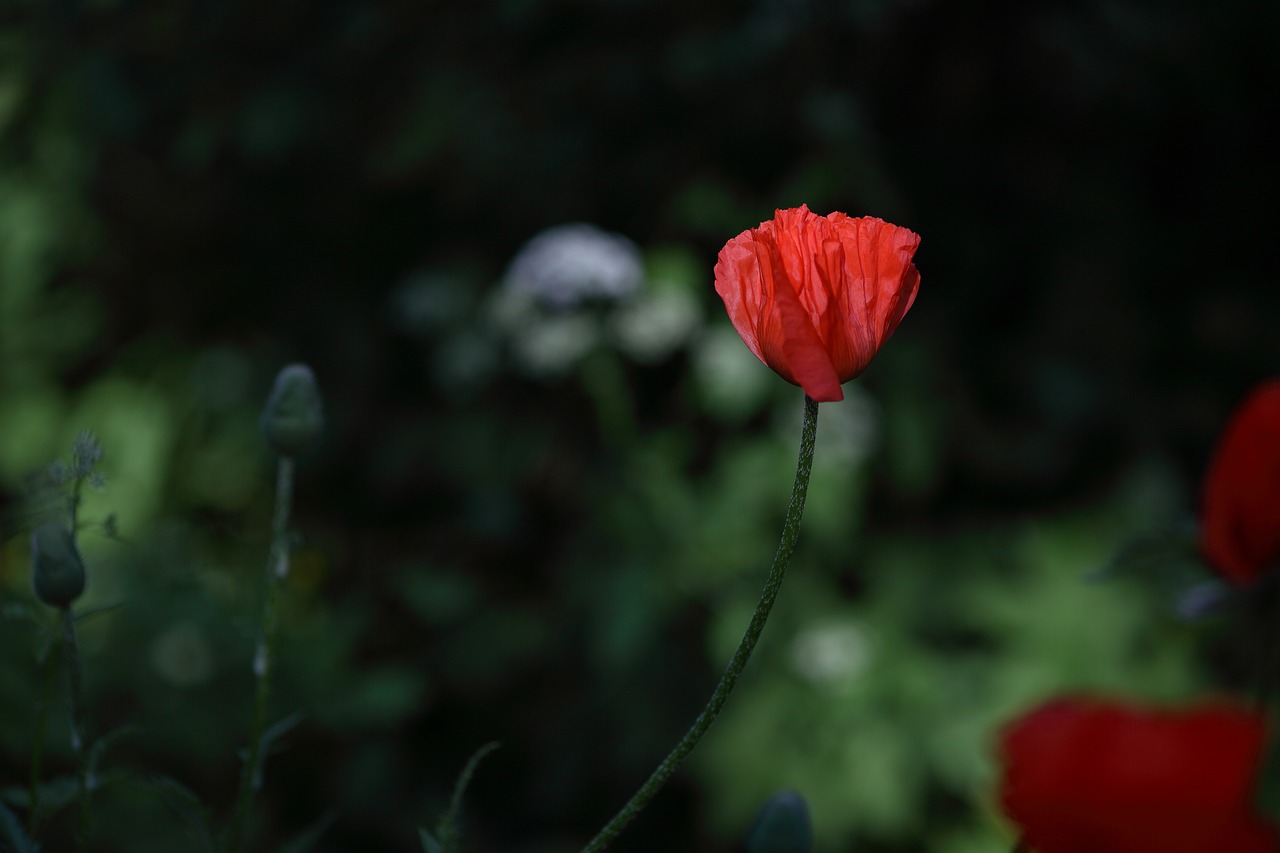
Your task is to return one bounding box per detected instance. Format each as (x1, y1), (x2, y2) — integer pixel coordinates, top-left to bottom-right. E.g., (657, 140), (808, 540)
(1, 1), (1277, 851)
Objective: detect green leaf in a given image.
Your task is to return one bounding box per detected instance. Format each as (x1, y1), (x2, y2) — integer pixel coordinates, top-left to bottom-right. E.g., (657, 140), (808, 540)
(273, 812), (337, 853)
(87, 724), (142, 787)
(434, 741), (500, 853)
(261, 711), (305, 753)
(1257, 730), (1280, 828)
(249, 711), (305, 789)
(0, 602), (39, 627)
(0, 777), (77, 821)
(1087, 528), (1200, 583)
(418, 828), (443, 853)
(106, 773), (215, 853)
(0, 799), (40, 853)
(72, 602), (126, 625)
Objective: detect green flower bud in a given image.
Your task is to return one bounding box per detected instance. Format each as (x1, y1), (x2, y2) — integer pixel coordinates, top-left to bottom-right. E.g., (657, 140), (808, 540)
(745, 790), (813, 853)
(31, 523), (86, 608)
(261, 364), (323, 457)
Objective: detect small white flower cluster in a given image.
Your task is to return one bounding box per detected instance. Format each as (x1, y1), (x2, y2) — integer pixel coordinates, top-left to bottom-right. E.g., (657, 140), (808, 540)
(503, 223), (644, 309)
(47, 429), (107, 489)
(492, 223), (704, 379)
(790, 619), (873, 690)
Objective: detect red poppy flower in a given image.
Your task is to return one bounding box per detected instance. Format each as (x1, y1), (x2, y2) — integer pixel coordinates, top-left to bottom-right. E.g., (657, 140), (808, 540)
(998, 697), (1280, 853)
(1201, 380), (1280, 584)
(713, 205), (920, 402)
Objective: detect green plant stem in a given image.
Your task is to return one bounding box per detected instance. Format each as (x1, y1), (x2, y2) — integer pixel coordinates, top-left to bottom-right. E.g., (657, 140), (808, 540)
(63, 607), (89, 852)
(69, 477), (81, 530)
(1253, 581), (1280, 713)
(581, 351), (637, 452)
(581, 395), (820, 853)
(28, 630), (57, 836)
(226, 456), (295, 853)
(437, 741), (502, 853)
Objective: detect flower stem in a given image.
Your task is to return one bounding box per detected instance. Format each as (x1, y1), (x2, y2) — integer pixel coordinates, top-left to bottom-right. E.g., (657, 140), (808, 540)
(28, 630), (57, 836)
(62, 607), (89, 852)
(226, 456), (295, 853)
(581, 395), (820, 853)
(1253, 580), (1280, 712)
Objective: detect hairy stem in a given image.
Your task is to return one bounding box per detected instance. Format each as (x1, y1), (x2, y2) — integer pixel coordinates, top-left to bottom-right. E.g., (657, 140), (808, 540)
(1252, 580), (1280, 712)
(63, 608), (89, 852)
(226, 456), (295, 853)
(581, 395), (820, 852)
(28, 629), (57, 836)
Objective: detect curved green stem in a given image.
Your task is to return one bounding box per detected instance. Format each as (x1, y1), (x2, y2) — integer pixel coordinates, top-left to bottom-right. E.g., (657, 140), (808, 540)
(1250, 579), (1280, 713)
(28, 628), (57, 836)
(62, 607), (89, 852)
(581, 395), (820, 853)
(226, 456), (295, 853)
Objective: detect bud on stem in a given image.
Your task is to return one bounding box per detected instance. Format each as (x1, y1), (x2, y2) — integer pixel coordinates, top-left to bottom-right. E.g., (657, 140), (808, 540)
(31, 523), (86, 609)
(261, 364), (323, 458)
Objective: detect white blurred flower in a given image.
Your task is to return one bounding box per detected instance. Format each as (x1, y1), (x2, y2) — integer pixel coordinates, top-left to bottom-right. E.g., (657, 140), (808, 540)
(504, 223), (644, 309)
(150, 620), (214, 687)
(691, 325), (772, 417)
(610, 283), (703, 363)
(809, 384), (881, 465)
(790, 619), (872, 689)
(506, 313), (601, 378)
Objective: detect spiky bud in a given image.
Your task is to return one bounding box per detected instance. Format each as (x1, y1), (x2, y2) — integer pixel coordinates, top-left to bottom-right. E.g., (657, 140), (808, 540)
(261, 364), (323, 458)
(31, 523), (86, 608)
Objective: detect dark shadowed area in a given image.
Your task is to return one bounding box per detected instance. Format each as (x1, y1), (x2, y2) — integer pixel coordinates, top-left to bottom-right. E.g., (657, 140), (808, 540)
(1, 1), (1277, 851)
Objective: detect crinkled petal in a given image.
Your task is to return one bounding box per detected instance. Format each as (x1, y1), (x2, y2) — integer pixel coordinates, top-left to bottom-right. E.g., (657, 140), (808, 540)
(755, 235), (844, 402)
(713, 205), (920, 401)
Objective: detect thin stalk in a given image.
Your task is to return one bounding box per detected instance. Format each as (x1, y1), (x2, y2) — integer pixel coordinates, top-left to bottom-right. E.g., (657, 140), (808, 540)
(63, 607), (89, 852)
(581, 351), (637, 452)
(581, 395), (820, 853)
(1254, 579), (1280, 712)
(226, 456), (295, 853)
(28, 630), (58, 836)
(70, 476), (83, 530)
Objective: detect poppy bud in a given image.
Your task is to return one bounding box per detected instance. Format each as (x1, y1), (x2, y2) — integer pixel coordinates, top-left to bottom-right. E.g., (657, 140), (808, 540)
(714, 205), (920, 403)
(745, 790), (813, 853)
(31, 523), (86, 608)
(261, 364), (323, 457)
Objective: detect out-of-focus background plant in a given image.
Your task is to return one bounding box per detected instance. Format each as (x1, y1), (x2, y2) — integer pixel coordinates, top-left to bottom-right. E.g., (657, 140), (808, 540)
(0, 1), (1276, 851)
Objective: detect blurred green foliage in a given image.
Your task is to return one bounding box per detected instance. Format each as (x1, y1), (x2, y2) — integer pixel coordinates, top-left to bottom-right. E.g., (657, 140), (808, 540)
(1, 0), (1277, 851)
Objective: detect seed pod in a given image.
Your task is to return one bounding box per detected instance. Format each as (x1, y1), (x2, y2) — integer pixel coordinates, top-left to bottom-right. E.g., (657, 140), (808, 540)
(31, 523), (86, 608)
(745, 790), (813, 853)
(261, 364), (323, 457)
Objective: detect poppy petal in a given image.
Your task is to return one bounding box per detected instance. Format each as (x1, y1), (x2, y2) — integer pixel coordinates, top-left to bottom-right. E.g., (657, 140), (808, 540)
(1201, 380), (1280, 584)
(998, 698), (1280, 853)
(713, 206), (920, 401)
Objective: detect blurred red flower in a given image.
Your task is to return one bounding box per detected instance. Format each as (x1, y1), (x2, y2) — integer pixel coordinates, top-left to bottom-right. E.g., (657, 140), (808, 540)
(998, 697), (1279, 853)
(713, 205), (920, 402)
(1202, 380), (1280, 584)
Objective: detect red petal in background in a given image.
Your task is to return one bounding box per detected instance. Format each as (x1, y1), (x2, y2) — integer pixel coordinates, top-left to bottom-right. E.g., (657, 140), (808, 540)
(998, 697), (1279, 853)
(1201, 380), (1280, 584)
